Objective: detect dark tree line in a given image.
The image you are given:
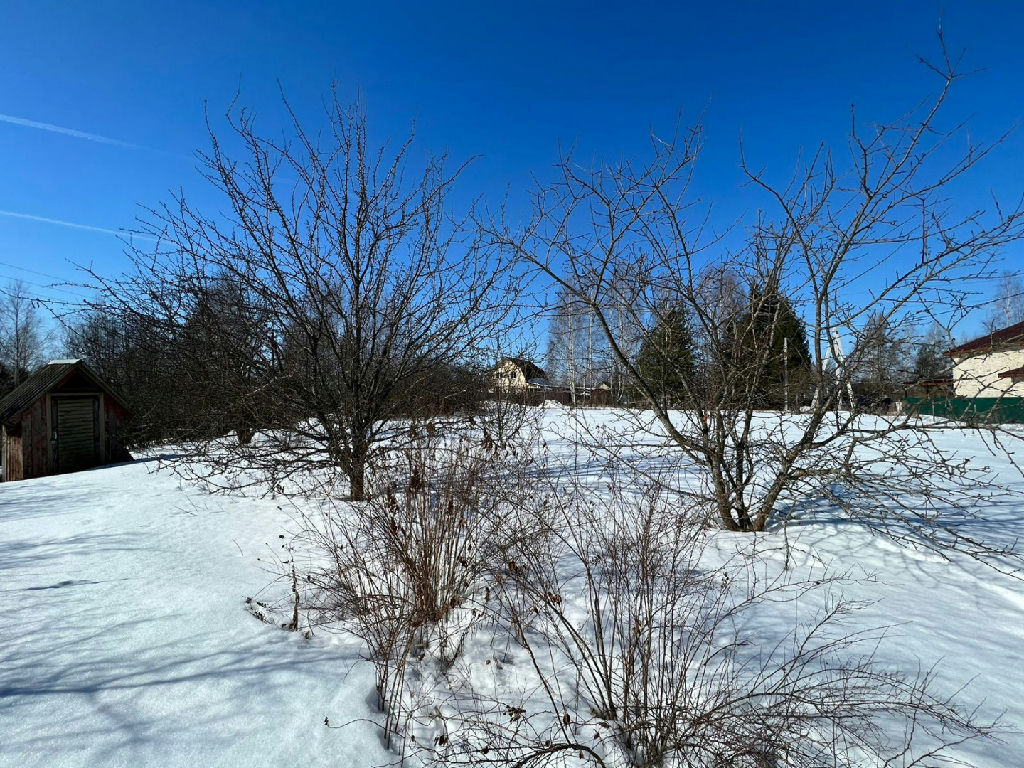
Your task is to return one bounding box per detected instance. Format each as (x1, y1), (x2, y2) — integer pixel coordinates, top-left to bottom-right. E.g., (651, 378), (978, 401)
(629, 286), (811, 411)
(64, 305), (172, 444)
(634, 304), (694, 408)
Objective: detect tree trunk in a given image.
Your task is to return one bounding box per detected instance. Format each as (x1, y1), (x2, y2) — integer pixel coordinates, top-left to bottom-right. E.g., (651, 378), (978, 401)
(350, 462), (366, 502)
(349, 436), (369, 501)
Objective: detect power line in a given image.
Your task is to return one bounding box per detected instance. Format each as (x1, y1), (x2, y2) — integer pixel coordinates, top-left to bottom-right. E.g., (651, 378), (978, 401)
(0, 273), (93, 300)
(0, 259), (77, 283)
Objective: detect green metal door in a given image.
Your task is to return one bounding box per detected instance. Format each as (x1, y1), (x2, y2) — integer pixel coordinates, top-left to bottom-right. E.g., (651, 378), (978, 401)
(54, 396), (99, 473)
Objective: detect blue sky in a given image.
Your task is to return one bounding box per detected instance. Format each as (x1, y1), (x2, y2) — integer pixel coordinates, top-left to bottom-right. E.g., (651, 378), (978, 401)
(1, 1), (1023, 338)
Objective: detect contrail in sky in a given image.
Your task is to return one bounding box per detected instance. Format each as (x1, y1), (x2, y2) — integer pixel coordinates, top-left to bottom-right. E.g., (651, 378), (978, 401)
(0, 209), (155, 240)
(0, 113), (139, 148)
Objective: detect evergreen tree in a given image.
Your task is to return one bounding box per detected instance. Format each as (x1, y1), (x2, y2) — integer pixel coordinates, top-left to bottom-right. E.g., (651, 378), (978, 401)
(634, 306), (695, 407)
(732, 287), (810, 409)
(0, 361), (16, 399)
(912, 322), (951, 382)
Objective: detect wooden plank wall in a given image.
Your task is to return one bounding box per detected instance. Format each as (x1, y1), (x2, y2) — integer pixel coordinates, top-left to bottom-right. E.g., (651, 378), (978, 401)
(104, 399), (129, 463)
(22, 399), (49, 479)
(3, 392), (129, 482)
(2, 423), (25, 482)
(7, 431), (24, 481)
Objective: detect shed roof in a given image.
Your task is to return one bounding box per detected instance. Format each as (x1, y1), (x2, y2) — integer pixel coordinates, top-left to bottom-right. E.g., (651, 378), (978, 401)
(0, 360), (128, 425)
(945, 320), (1024, 357)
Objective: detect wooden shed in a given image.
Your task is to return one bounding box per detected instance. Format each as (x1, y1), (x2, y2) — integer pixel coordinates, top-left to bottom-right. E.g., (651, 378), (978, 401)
(0, 359), (131, 482)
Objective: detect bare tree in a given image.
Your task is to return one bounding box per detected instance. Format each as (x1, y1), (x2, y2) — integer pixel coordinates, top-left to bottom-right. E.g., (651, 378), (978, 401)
(546, 282), (608, 398)
(985, 270), (1024, 331)
(546, 272), (645, 404)
(911, 321), (953, 383)
(483, 37), (1024, 559)
(0, 280), (47, 386)
(848, 311), (911, 405)
(87, 92), (517, 499)
(545, 284), (586, 401)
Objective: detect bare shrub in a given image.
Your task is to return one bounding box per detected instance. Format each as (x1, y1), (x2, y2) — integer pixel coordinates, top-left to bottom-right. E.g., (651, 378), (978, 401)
(425, 478), (994, 767)
(304, 423), (546, 747)
(479, 389), (541, 456)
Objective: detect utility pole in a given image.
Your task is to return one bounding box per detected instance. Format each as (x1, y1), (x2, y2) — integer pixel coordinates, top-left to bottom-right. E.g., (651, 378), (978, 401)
(783, 336), (789, 413)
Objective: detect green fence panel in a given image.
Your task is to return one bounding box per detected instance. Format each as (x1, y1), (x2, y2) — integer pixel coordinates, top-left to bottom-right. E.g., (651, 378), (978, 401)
(903, 396), (1024, 424)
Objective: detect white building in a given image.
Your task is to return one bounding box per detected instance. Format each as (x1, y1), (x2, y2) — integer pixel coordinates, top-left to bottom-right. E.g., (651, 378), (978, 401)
(945, 321), (1024, 399)
(491, 358), (550, 392)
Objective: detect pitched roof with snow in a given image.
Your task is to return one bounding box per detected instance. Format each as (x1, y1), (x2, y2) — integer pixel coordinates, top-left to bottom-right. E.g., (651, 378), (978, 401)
(0, 360), (127, 425)
(498, 357), (548, 381)
(945, 320), (1024, 357)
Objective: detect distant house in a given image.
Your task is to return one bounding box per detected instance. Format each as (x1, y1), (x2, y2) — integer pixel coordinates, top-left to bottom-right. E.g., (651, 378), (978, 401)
(491, 358), (551, 392)
(590, 381), (613, 406)
(0, 360), (131, 482)
(945, 321), (1024, 399)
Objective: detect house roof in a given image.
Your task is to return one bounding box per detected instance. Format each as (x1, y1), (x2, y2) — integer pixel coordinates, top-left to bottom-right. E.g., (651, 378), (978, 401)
(499, 357), (548, 381)
(914, 375), (953, 387)
(945, 320), (1024, 357)
(0, 360), (128, 426)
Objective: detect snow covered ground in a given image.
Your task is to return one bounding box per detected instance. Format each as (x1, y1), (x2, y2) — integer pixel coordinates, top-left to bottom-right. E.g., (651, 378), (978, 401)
(1, 409), (1022, 767)
(0, 457), (389, 768)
